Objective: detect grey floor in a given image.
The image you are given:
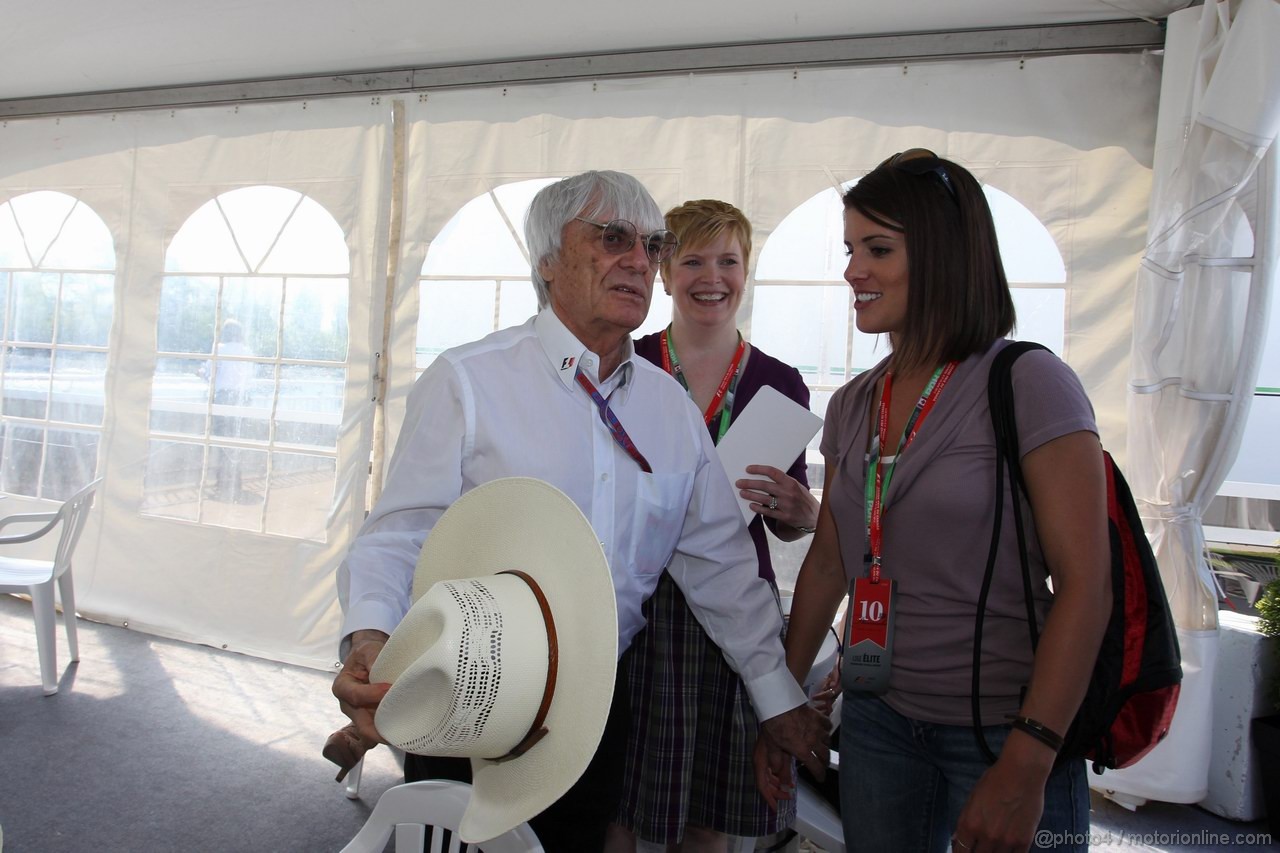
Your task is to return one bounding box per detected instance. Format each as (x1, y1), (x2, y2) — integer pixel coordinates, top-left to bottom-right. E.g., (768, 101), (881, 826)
(0, 594), (403, 853)
(1, 593), (1276, 852)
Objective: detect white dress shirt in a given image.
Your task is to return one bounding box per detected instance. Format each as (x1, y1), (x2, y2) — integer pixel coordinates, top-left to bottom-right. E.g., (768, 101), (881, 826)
(339, 307), (806, 720)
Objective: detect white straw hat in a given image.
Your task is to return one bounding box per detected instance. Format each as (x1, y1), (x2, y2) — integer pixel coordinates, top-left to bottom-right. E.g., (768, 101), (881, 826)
(370, 477), (618, 844)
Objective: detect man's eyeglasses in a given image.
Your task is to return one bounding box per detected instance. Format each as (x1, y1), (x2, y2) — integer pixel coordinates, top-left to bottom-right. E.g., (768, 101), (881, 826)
(575, 217), (679, 263)
(884, 148), (958, 204)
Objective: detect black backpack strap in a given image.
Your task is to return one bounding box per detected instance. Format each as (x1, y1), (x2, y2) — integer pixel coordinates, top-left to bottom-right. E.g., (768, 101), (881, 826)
(972, 341), (1050, 763)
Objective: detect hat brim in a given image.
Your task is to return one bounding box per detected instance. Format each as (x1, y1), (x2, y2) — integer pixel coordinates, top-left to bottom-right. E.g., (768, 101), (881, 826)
(376, 477), (618, 844)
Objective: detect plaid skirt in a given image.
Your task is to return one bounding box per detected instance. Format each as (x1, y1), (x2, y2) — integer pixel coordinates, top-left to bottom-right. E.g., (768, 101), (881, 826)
(616, 572), (796, 843)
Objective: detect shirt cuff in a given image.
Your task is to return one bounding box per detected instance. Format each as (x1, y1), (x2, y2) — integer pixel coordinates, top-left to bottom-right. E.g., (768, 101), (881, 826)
(338, 598), (404, 660)
(743, 664), (809, 722)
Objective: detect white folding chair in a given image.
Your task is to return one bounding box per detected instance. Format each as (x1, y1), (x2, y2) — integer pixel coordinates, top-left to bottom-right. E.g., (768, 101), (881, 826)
(0, 478), (103, 695)
(340, 780), (543, 853)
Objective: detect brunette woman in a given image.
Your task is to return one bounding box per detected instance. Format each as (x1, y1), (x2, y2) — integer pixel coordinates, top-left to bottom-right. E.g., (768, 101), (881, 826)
(766, 151), (1109, 853)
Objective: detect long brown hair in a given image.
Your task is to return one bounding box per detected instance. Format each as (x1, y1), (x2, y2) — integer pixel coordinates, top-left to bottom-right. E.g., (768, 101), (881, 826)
(842, 153), (1014, 373)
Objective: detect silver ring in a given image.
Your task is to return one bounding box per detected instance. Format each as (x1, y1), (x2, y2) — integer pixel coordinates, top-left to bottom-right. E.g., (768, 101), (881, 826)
(768, 496), (779, 510)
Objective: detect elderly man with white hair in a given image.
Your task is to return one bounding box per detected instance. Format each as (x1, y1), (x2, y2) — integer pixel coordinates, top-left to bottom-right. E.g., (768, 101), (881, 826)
(333, 170), (828, 852)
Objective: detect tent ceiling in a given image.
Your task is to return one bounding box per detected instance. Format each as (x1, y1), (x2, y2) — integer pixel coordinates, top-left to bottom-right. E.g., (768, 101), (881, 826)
(3, 0), (1187, 102)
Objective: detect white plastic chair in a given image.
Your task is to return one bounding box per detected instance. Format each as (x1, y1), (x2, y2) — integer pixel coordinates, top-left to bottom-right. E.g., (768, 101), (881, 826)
(339, 780), (543, 853)
(0, 478), (102, 695)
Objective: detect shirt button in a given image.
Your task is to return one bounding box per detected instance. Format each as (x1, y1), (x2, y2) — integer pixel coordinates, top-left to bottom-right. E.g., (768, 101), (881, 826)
(601, 473), (609, 481)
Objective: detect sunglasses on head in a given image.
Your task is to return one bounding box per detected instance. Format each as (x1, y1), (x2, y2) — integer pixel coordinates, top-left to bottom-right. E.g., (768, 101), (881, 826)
(883, 148), (959, 204)
(575, 217), (679, 263)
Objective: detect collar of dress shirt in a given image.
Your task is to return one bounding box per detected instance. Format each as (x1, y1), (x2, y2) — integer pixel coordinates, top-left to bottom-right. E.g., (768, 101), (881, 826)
(535, 307), (636, 395)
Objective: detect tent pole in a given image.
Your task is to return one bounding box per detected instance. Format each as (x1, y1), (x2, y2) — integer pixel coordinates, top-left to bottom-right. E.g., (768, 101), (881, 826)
(0, 20), (1164, 120)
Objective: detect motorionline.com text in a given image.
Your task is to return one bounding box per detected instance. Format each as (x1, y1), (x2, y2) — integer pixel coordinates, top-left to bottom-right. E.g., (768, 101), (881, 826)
(1035, 829), (1273, 848)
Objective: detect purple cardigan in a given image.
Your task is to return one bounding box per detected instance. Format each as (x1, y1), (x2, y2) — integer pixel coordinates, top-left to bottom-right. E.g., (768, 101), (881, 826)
(635, 332), (810, 583)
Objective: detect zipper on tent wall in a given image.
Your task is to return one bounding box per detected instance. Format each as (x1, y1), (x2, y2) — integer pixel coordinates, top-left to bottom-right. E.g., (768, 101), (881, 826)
(368, 99), (407, 511)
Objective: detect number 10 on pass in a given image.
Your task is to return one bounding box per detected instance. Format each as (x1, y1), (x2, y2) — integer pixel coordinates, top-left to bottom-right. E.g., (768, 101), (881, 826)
(842, 576), (896, 695)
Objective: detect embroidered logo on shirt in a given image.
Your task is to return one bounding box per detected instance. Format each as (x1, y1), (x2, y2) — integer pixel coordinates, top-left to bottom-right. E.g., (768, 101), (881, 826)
(561, 357), (575, 370)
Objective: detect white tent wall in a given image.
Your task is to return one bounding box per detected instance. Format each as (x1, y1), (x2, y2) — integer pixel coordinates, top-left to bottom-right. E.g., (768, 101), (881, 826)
(0, 98), (393, 668)
(1101, 0), (1280, 806)
(0, 52), (1161, 671)
(389, 53), (1162, 464)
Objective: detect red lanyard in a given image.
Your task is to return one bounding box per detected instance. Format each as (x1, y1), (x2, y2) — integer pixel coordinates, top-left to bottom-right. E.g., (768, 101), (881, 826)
(864, 361), (958, 583)
(660, 325), (746, 445)
(574, 368), (653, 473)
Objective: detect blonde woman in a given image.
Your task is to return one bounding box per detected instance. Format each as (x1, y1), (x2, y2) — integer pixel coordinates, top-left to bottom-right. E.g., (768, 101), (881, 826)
(612, 199), (819, 852)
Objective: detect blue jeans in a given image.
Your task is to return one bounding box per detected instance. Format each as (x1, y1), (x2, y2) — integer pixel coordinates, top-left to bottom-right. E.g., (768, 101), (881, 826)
(838, 692), (1089, 852)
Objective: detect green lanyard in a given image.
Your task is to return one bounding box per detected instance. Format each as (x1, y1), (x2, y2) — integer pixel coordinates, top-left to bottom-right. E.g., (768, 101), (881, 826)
(660, 325), (746, 445)
(863, 362), (958, 582)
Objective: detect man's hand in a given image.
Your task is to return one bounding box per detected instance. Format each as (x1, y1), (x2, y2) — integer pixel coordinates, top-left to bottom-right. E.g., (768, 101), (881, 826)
(332, 629), (392, 746)
(753, 733), (795, 810)
(760, 704), (831, 779)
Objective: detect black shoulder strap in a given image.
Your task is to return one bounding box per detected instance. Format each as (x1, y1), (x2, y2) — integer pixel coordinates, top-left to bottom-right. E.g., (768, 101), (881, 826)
(990, 342), (1048, 642)
(972, 341), (1050, 763)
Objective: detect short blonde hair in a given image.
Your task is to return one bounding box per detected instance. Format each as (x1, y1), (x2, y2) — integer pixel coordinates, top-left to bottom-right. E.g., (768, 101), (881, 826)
(661, 199), (753, 280)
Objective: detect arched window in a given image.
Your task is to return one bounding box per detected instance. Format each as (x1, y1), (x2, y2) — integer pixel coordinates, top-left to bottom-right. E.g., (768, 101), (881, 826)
(752, 182), (1067, 479)
(142, 186), (350, 540)
(0, 190), (114, 499)
(417, 178), (673, 373)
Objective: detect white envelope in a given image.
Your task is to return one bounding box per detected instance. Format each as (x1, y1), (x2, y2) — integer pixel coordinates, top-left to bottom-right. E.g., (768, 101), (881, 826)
(715, 384), (823, 523)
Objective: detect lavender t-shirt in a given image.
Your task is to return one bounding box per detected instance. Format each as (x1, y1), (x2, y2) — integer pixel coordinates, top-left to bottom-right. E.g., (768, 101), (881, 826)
(820, 340), (1097, 725)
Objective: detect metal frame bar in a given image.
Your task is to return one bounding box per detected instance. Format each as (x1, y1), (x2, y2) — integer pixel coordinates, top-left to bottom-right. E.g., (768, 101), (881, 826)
(0, 20), (1164, 120)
